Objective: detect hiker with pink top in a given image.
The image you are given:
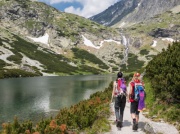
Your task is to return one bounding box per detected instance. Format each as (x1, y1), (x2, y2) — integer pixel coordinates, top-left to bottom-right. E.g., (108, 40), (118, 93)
(111, 72), (127, 129)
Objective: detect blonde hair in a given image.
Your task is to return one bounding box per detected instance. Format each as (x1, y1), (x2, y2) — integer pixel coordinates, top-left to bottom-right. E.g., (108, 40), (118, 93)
(132, 72), (141, 81)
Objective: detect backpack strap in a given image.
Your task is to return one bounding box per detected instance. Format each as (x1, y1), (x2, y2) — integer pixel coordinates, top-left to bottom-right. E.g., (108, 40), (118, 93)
(117, 78), (121, 90)
(114, 79), (126, 97)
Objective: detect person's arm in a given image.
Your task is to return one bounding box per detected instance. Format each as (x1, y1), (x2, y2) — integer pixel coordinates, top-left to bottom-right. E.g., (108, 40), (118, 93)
(128, 82), (133, 102)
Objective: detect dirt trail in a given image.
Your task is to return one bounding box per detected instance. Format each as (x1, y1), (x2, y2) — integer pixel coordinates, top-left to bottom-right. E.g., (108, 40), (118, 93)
(105, 102), (145, 134)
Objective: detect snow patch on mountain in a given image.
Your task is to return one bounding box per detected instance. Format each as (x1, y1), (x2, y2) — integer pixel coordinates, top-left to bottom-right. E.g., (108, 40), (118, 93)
(162, 38), (175, 42)
(152, 40), (157, 47)
(119, 22), (126, 28)
(102, 39), (121, 45)
(82, 35), (101, 49)
(27, 33), (49, 47)
(82, 35), (121, 49)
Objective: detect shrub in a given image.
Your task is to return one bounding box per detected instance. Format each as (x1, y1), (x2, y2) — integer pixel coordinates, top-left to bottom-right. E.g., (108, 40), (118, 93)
(72, 47), (109, 69)
(139, 49), (149, 55)
(146, 42), (180, 103)
(144, 42), (180, 126)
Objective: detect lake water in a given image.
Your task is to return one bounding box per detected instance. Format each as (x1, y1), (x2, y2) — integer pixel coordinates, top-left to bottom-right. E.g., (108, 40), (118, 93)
(0, 74), (115, 125)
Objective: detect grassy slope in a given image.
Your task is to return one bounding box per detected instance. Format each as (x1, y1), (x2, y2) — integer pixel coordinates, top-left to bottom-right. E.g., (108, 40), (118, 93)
(0, 28), (109, 78)
(0, 0), (119, 78)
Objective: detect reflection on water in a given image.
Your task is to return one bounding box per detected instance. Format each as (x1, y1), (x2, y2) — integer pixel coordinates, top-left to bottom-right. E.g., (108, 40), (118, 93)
(0, 74), (115, 125)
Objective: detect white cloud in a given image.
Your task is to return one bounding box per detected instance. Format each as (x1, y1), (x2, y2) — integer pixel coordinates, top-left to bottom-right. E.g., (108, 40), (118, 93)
(49, 0), (74, 4)
(39, 0), (120, 18)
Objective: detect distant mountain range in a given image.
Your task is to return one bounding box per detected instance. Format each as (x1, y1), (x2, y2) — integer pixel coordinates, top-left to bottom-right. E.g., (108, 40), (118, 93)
(90, 0), (180, 27)
(0, 0), (179, 78)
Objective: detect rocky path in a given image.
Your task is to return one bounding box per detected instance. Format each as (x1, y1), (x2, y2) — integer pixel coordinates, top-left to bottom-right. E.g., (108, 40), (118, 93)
(105, 102), (145, 134)
(105, 101), (179, 134)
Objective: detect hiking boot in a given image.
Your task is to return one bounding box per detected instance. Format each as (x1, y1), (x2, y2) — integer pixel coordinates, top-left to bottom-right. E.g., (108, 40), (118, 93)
(116, 121), (122, 128)
(135, 123), (138, 130)
(132, 119), (136, 130)
(119, 121), (122, 128)
(116, 121), (119, 127)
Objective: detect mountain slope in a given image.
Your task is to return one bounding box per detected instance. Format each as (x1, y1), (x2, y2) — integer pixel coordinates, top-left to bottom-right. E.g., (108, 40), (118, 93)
(0, 26), (114, 77)
(90, 0), (180, 27)
(0, 0), (127, 77)
(114, 4), (180, 72)
(90, 0), (140, 26)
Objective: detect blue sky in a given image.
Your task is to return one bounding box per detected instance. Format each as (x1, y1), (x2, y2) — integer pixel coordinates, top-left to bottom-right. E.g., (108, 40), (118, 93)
(38, 0), (120, 18)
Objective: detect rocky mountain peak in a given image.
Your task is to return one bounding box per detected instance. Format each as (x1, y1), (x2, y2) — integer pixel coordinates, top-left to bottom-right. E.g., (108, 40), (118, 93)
(90, 0), (180, 27)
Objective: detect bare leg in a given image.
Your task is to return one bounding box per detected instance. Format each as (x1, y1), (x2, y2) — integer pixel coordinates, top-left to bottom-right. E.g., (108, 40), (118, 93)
(136, 115), (139, 123)
(131, 113), (136, 119)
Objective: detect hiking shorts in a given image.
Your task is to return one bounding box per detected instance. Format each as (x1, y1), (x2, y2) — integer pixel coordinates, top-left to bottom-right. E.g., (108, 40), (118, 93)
(130, 101), (140, 115)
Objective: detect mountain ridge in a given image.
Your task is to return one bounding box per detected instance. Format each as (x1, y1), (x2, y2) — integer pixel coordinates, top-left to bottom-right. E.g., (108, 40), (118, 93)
(0, 0), (127, 77)
(90, 0), (180, 27)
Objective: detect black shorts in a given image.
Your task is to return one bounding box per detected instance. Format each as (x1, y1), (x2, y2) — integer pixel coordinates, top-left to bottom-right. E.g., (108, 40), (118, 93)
(130, 101), (140, 115)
